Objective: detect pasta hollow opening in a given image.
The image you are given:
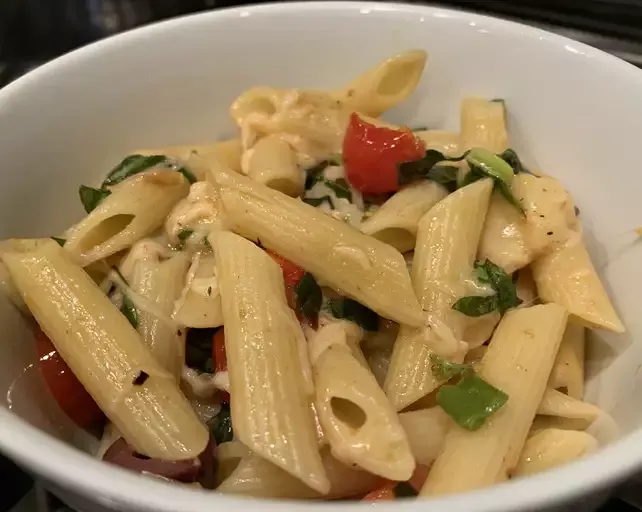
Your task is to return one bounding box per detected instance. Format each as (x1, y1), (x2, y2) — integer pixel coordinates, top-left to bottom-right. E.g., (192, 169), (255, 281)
(371, 228), (415, 253)
(76, 214), (135, 253)
(265, 178), (301, 197)
(330, 397), (367, 431)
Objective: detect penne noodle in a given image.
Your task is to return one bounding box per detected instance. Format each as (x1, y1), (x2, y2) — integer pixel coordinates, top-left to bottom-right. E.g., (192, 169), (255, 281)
(360, 181), (448, 253)
(421, 304), (568, 496)
(398, 407), (451, 466)
(549, 321), (585, 399)
(414, 130), (461, 156)
(210, 168), (424, 327)
(532, 239), (624, 332)
(460, 97), (508, 153)
(213, 231), (329, 493)
(246, 134), (304, 197)
(385, 178), (494, 411)
(64, 171), (189, 267)
(2, 239), (208, 460)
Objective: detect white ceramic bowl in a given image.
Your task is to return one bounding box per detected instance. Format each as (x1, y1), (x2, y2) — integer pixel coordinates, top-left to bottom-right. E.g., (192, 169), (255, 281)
(1, 2), (642, 511)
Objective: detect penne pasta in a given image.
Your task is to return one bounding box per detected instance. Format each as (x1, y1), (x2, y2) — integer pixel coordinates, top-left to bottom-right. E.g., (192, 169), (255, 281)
(2, 239), (208, 460)
(64, 171), (189, 267)
(210, 168), (424, 327)
(414, 130), (461, 157)
(246, 134), (304, 196)
(421, 304), (568, 496)
(537, 388), (601, 424)
(213, 231), (329, 493)
(217, 447), (381, 499)
(385, 178), (494, 411)
(460, 97), (508, 153)
(549, 321), (585, 399)
(334, 50), (428, 117)
(398, 407), (451, 466)
(531, 239), (624, 332)
(311, 322), (414, 481)
(512, 428), (598, 477)
(360, 181), (447, 253)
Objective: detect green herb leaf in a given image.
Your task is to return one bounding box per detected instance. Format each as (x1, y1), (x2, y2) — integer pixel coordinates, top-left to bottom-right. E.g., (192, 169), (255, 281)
(209, 402), (234, 444)
(452, 295), (499, 317)
(295, 273), (322, 320)
(102, 154), (168, 187)
(398, 149), (468, 187)
(499, 149), (531, 175)
(304, 160), (339, 190)
(120, 295), (138, 328)
(78, 185), (111, 213)
(51, 237), (66, 247)
(325, 178), (352, 201)
(303, 196), (334, 208)
(177, 229), (194, 242)
(430, 354), (474, 381)
(329, 298), (379, 331)
(395, 482), (419, 498)
(411, 126), (429, 132)
(203, 237), (212, 250)
(480, 259), (522, 313)
(474, 261), (490, 283)
(176, 166), (197, 184)
(496, 179), (525, 213)
(437, 374), (508, 431)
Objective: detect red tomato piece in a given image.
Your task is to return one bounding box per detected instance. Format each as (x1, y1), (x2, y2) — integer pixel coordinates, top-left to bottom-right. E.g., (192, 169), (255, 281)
(267, 250), (306, 310)
(343, 113), (425, 195)
(212, 328), (230, 402)
(362, 482), (396, 501)
(35, 329), (105, 430)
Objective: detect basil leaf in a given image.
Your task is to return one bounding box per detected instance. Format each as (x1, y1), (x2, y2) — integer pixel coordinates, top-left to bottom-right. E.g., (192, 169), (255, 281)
(102, 154), (168, 187)
(121, 295), (138, 328)
(496, 179), (525, 214)
(423, 165), (460, 193)
(325, 178), (352, 201)
(203, 237), (212, 250)
(303, 196), (334, 208)
(437, 374), (508, 431)
(499, 148), (531, 175)
(51, 237), (66, 247)
(329, 298), (379, 331)
(430, 354), (474, 381)
(295, 273), (322, 319)
(79, 185), (111, 213)
(175, 166), (197, 184)
(474, 261), (490, 283)
(304, 160), (340, 190)
(481, 259), (522, 313)
(398, 149), (468, 187)
(185, 327), (217, 373)
(452, 295), (499, 317)
(209, 402), (234, 444)
(395, 482), (419, 498)
(177, 229), (193, 242)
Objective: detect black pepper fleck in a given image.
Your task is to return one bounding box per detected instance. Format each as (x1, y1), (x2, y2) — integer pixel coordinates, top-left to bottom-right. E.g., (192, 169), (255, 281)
(539, 214), (545, 218)
(133, 371), (149, 386)
(207, 286), (212, 296)
(547, 231), (553, 236)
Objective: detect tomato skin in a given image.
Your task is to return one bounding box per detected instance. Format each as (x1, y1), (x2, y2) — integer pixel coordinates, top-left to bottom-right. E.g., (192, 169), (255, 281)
(362, 482), (396, 501)
(267, 250), (306, 310)
(35, 329), (105, 430)
(343, 113), (425, 195)
(212, 328), (230, 402)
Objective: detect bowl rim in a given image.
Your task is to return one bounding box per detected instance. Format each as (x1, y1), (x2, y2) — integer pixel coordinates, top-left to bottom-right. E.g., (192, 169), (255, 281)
(1, 2), (641, 510)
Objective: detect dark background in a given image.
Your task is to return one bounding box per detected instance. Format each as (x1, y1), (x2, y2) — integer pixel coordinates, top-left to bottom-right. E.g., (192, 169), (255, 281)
(1, 1), (642, 510)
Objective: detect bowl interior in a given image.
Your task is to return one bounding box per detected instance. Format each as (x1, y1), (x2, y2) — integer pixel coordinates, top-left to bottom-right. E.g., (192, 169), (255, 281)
(1, 2), (642, 511)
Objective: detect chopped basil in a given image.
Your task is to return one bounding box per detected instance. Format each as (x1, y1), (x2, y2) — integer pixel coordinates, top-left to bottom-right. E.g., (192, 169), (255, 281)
(437, 374), (508, 431)
(51, 237), (66, 247)
(101, 154), (196, 187)
(121, 295), (138, 328)
(132, 371), (149, 386)
(295, 273), (322, 320)
(304, 160), (339, 191)
(423, 165), (460, 193)
(209, 402), (234, 444)
(185, 327), (218, 373)
(452, 259), (522, 317)
(178, 229), (194, 242)
(325, 178), (352, 201)
(394, 482), (419, 498)
(203, 237), (212, 250)
(78, 185), (111, 213)
(303, 196), (334, 208)
(430, 354), (474, 381)
(452, 295), (499, 317)
(329, 298), (379, 331)
(398, 149), (467, 188)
